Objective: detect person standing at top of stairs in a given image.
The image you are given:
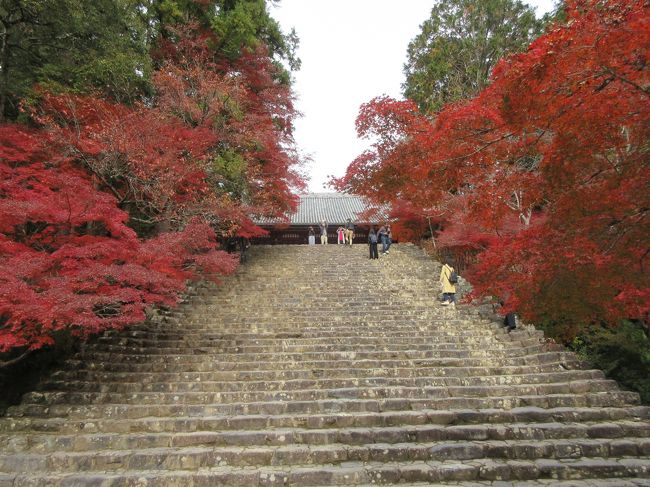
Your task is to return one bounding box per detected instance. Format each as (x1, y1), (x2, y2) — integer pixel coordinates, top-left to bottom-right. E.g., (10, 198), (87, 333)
(385, 224), (393, 253)
(337, 226), (345, 245)
(319, 220), (328, 245)
(368, 227), (379, 259)
(344, 218), (354, 246)
(377, 224), (389, 254)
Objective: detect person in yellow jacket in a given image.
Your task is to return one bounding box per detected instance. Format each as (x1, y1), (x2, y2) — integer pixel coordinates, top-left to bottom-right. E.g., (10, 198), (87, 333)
(439, 259), (457, 307)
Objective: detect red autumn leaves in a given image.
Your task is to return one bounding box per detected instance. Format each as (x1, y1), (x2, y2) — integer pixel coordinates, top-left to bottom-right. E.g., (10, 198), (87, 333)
(334, 0), (649, 335)
(0, 27), (302, 352)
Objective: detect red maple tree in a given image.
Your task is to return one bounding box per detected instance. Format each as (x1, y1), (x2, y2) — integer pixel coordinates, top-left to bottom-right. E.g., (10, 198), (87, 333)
(0, 124), (238, 352)
(334, 0), (649, 335)
(1, 24), (303, 355)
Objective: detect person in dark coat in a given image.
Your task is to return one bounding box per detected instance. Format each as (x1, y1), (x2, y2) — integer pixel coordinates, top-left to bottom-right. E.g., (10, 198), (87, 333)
(504, 312), (517, 332)
(368, 227), (379, 259)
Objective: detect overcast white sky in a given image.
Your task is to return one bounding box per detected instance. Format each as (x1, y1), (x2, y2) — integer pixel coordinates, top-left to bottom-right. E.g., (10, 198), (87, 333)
(270, 1), (557, 192)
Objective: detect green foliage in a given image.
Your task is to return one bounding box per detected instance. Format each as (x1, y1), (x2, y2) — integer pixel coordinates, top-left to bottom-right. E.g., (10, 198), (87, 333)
(151, 0), (187, 24)
(403, 0), (544, 113)
(541, 0), (567, 26)
(212, 1), (266, 59)
(569, 321), (650, 404)
(210, 0), (299, 78)
(0, 0), (153, 119)
(212, 149), (249, 199)
(0, 0), (300, 120)
(150, 0), (299, 81)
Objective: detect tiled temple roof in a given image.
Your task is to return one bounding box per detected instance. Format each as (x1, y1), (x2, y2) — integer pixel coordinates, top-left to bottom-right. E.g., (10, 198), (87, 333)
(255, 193), (390, 226)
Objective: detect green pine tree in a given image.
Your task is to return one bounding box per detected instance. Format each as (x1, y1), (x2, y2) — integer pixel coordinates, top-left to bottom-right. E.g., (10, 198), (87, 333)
(403, 0), (545, 114)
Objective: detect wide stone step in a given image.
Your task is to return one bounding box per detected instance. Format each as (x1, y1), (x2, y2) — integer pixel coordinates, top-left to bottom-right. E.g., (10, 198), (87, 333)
(101, 328), (527, 343)
(75, 345), (547, 362)
(2, 437), (650, 474)
(3, 457), (650, 486)
(99, 325), (524, 340)
(183, 304), (467, 312)
(21, 380), (622, 407)
(3, 406), (648, 435)
(175, 313), (463, 323)
(61, 351), (581, 374)
(141, 323), (506, 336)
(92, 337), (542, 353)
(111, 318), (498, 328)
(39, 369), (607, 394)
(48, 362), (590, 383)
(189, 300), (442, 309)
(10, 391), (641, 420)
(2, 419), (649, 454)
(190, 304), (479, 312)
(156, 308), (478, 317)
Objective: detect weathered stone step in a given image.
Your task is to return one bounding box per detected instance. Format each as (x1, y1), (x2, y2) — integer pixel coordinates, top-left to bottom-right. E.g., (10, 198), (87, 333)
(154, 323), (501, 334)
(175, 309), (457, 318)
(191, 299), (442, 307)
(49, 362), (587, 383)
(120, 314), (483, 324)
(2, 419), (649, 454)
(164, 306), (468, 314)
(3, 457), (650, 486)
(191, 297), (452, 306)
(10, 391), (640, 420)
(144, 321), (503, 333)
(3, 406), (648, 435)
(76, 345), (547, 362)
(21, 380), (622, 407)
(2, 437), (650, 474)
(180, 299), (445, 310)
(158, 305), (472, 314)
(205, 289), (442, 297)
(106, 320), (507, 334)
(93, 336), (542, 352)
(206, 273), (439, 282)
(183, 296), (441, 304)
(40, 369), (606, 394)
(89, 337), (538, 354)
(105, 327), (526, 342)
(178, 293), (448, 301)
(59, 351), (582, 375)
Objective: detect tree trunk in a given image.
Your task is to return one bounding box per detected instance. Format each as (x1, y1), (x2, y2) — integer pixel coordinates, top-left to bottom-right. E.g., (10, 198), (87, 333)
(0, 23), (9, 122)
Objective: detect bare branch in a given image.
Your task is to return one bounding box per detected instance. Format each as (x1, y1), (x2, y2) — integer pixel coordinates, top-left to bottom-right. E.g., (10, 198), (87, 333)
(0, 349), (32, 369)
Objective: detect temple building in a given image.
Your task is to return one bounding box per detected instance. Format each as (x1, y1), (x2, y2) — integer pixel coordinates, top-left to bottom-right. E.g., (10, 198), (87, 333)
(254, 193), (390, 244)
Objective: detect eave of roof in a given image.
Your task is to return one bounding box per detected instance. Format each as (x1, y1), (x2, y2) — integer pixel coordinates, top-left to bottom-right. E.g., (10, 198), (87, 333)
(254, 193), (390, 226)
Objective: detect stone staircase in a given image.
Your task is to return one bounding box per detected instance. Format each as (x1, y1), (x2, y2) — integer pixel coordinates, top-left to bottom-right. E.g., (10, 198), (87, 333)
(0, 244), (649, 486)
